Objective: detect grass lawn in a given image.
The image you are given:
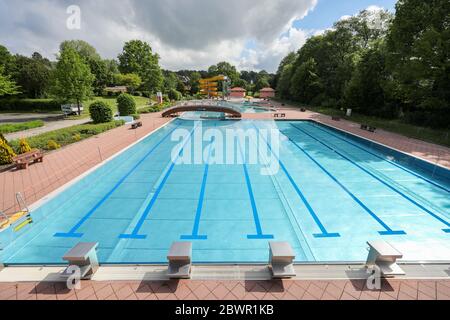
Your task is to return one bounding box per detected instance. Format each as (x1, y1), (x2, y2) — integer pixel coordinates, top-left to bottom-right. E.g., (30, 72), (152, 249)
(67, 96), (152, 119)
(276, 99), (450, 148)
(0, 120), (45, 134)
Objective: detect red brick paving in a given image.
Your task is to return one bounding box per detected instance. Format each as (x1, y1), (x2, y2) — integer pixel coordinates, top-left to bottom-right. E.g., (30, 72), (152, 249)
(0, 279), (449, 300)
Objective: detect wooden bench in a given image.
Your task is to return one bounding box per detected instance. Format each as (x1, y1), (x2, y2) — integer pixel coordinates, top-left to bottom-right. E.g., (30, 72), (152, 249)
(131, 121), (143, 129)
(13, 149), (44, 170)
(366, 241), (405, 277)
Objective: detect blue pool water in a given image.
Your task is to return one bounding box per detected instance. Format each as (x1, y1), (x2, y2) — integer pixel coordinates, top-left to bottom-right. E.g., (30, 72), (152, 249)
(1, 119), (449, 264)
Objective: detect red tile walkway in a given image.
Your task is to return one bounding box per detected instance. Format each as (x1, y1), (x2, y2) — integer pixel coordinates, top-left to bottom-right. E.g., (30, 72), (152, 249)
(0, 279), (449, 300)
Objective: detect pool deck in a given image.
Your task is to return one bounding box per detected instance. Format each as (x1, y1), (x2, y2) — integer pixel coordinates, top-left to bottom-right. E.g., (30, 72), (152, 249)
(1, 278), (449, 300)
(1, 103), (449, 299)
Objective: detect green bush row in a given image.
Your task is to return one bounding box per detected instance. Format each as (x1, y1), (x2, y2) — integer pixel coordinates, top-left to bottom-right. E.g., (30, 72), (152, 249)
(9, 120), (124, 152)
(0, 99), (61, 112)
(0, 120), (45, 134)
(138, 102), (172, 114)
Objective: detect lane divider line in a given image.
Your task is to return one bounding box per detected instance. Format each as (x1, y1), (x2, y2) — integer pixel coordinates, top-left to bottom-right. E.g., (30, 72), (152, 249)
(180, 128), (217, 241)
(236, 136), (274, 240)
(253, 123), (340, 238)
(311, 123), (450, 193)
(291, 124), (450, 234)
(282, 130), (406, 236)
(119, 123), (198, 240)
(54, 123), (182, 238)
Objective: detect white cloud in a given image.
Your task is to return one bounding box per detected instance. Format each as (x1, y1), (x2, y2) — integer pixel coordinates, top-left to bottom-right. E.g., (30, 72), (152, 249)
(0, 0), (318, 72)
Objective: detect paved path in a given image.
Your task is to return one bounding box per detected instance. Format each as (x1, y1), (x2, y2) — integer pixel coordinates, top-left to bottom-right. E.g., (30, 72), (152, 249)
(0, 113), (62, 123)
(4, 118), (91, 141)
(0, 279), (448, 300)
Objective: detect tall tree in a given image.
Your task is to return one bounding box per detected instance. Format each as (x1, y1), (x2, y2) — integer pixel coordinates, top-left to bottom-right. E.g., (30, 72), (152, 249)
(60, 40), (117, 94)
(290, 58), (323, 103)
(118, 40), (163, 93)
(0, 66), (20, 97)
(52, 47), (94, 114)
(12, 52), (53, 98)
(387, 0), (449, 127)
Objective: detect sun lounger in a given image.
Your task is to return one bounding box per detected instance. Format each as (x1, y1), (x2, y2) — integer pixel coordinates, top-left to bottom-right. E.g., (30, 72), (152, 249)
(61, 242), (99, 280)
(366, 241), (405, 277)
(332, 116), (341, 121)
(368, 126), (377, 133)
(167, 242), (192, 279)
(13, 149), (44, 170)
(269, 242), (296, 278)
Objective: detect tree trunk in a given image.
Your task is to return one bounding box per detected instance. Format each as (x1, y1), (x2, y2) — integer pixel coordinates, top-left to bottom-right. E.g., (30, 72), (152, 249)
(77, 99), (81, 116)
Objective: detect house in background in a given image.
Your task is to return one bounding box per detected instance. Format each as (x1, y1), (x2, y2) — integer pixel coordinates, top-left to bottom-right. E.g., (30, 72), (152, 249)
(229, 87), (246, 98)
(259, 87), (275, 99)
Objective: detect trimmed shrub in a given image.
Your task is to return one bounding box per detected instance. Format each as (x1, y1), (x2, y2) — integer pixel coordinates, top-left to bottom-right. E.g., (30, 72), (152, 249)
(132, 114), (141, 120)
(117, 93), (137, 116)
(47, 140), (61, 150)
(0, 140), (16, 164)
(89, 101), (113, 124)
(19, 138), (32, 154)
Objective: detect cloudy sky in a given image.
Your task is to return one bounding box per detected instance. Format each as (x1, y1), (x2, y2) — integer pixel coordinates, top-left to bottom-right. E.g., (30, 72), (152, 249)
(0, 0), (396, 72)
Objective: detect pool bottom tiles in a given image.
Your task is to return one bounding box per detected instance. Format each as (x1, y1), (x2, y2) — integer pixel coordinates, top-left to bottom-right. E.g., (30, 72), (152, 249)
(1, 119), (449, 264)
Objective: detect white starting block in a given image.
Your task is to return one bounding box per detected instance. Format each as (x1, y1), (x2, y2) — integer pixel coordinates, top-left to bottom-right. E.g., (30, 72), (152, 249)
(167, 242), (192, 279)
(61, 242), (99, 280)
(269, 242), (296, 278)
(366, 241), (405, 277)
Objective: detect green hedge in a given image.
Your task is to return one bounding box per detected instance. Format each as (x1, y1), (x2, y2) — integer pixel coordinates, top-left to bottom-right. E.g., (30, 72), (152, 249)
(138, 102), (172, 114)
(9, 121), (124, 152)
(0, 99), (61, 112)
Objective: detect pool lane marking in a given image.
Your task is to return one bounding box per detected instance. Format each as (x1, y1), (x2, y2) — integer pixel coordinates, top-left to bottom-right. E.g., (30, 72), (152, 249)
(311, 123), (450, 194)
(119, 123), (198, 240)
(236, 136), (274, 240)
(291, 124), (450, 233)
(54, 123), (182, 238)
(253, 123), (340, 238)
(180, 134), (215, 241)
(282, 131), (406, 236)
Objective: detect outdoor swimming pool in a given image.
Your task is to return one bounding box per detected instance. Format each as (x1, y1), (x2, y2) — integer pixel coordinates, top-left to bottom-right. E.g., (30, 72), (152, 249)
(1, 119), (449, 265)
